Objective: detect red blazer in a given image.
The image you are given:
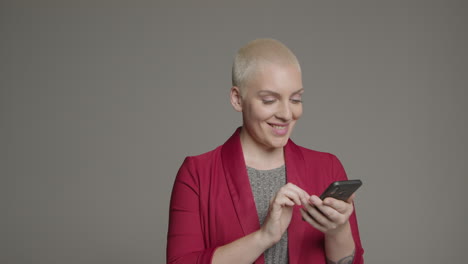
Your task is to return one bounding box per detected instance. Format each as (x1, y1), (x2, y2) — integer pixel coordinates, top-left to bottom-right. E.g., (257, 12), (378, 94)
(167, 128), (364, 263)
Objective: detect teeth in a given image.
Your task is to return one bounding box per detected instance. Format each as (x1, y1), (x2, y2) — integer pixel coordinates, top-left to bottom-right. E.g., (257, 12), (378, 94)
(272, 125), (286, 129)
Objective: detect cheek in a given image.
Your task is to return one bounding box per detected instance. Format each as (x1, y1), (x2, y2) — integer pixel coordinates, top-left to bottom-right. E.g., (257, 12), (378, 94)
(250, 104), (275, 120)
(292, 106), (303, 120)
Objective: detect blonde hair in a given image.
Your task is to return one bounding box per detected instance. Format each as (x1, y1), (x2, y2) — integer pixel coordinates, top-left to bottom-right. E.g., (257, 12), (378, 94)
(232, 38), (301, 92)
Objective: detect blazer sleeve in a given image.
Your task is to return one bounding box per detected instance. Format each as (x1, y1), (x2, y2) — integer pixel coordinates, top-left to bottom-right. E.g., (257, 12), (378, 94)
(167, 157), (217, 264)
(330, 154), (365, 264)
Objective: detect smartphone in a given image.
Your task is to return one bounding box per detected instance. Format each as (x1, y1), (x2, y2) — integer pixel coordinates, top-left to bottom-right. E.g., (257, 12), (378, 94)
(319, 180), (362, 201)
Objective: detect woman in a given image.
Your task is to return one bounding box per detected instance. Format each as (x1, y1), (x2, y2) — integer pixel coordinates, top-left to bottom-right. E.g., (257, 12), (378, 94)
(167, 39), (364, 264)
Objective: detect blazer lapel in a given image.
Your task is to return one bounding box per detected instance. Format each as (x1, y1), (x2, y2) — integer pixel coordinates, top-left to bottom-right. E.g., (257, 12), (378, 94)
(221, 128), (261, 236)
(221, 131), (307, 263)
(284, 138), (307, 190)
(284, 139), (308, 263)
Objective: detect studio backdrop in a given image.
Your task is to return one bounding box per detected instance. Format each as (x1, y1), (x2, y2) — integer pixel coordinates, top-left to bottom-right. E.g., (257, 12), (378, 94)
(2, 1), (467, 263)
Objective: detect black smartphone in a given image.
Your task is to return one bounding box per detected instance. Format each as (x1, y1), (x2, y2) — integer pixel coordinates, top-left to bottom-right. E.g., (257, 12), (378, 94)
(319, 180), (362, 201)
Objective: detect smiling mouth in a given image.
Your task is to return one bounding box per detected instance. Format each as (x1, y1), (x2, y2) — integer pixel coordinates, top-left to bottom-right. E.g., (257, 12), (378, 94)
(269, 123), (288, 129)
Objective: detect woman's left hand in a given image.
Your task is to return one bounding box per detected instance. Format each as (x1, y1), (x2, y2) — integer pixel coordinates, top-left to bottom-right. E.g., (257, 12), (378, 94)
(300, 194), (355, 235)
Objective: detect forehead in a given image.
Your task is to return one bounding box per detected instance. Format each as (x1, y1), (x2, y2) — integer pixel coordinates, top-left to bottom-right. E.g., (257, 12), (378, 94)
(244, 63), (303, 94)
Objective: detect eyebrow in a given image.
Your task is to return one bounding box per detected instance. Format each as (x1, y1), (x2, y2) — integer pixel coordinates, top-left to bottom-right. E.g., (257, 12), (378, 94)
(257, 88), (304, 96)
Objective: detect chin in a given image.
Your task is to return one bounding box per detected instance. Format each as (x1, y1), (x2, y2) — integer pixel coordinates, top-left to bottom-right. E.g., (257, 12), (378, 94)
(268, 137), (289, 149)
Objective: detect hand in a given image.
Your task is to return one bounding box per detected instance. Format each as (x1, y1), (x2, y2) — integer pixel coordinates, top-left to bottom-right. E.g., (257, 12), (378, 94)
(300, 194), (355, 235)
(259, 183), (309, 246)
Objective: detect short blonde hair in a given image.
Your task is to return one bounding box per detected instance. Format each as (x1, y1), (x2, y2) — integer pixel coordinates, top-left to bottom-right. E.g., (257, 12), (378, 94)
(232, 38), (301, 92)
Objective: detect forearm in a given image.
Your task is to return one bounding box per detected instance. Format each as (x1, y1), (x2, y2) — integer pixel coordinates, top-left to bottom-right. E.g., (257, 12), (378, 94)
(212, 230), (271, 264)
(324, 222), (355, 264)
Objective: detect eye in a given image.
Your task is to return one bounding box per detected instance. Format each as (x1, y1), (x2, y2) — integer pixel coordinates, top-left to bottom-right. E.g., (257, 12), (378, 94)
(290, 97), (303, 104)
(262, 99), (276, 105)
(261, 96), (277, 104)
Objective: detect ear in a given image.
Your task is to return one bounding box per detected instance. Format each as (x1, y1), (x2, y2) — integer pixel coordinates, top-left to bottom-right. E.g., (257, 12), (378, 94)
(230, 86), (243, 112)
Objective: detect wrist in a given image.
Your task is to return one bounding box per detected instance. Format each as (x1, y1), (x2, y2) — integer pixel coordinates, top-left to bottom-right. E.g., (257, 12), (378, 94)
(324, 222), (355, 261)
(325, 221), (351, 240)
(255, 228), (277, 249)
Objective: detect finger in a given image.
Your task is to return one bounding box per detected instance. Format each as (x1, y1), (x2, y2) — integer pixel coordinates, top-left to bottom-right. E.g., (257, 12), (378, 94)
(316, 204), (341, 222)
(301, 208), (326, 232)
(300, 208), (327, 233)
(307, 195), (329, 217)
(303, 196), (315, 211)
(284, 183), (310, 202)
(271, 195), (295, 208)
(323, 197), (353, 215)
(279, 189), (303, 206)
(282, 183), (310, 205)
(308, 195), (323, 206)
(322, 197), (346, 212)
(268, 198), (294, 222)
(306, 196), (344, 224)
(277, 185), (307, 206)
(302, 203), (336, 230)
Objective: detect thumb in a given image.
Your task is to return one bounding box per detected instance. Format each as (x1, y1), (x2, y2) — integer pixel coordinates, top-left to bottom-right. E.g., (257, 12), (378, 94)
(346, 193), (356, 203)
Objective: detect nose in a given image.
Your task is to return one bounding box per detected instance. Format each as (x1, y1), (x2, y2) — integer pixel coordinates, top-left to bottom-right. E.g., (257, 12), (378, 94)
(275, 100), (292, 121)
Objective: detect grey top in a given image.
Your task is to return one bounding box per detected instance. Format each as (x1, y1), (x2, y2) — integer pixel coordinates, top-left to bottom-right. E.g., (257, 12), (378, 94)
(247, 165), (288, 264)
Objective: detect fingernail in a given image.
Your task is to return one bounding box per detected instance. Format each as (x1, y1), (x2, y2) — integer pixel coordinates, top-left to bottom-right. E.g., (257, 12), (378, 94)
(310, 195), (318, 203)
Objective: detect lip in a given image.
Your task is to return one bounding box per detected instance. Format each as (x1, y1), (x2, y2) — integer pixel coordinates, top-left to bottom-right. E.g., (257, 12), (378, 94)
(268, 122), (289, 136)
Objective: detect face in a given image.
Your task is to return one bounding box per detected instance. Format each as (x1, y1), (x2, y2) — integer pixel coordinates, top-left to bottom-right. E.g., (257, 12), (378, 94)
(231, 63), (304, 151)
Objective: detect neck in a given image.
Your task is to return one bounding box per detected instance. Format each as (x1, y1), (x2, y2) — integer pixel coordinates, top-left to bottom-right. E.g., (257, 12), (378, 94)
(239, 127), (285, 170)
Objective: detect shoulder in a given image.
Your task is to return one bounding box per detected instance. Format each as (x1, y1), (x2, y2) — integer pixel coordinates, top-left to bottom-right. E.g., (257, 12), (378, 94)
(174, 145), (223, 191)
(178, 145), (223, 174)
(185, 145), (222, 165)
(292, 143), (340, 165)
(293, 143), (348, 181)
(290, 142), (346, 175)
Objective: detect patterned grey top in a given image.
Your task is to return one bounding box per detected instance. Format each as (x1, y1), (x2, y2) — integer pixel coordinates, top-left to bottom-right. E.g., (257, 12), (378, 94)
(247, 165), (288, 264)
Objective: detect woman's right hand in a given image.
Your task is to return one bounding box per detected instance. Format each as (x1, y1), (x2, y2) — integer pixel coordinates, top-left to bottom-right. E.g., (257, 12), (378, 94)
(259, 183), (309, 247)
(212, 183), (309, 264)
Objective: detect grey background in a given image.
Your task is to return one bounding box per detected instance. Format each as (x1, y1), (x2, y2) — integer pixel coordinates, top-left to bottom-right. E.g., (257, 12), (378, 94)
(1, 1), (467, 263)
